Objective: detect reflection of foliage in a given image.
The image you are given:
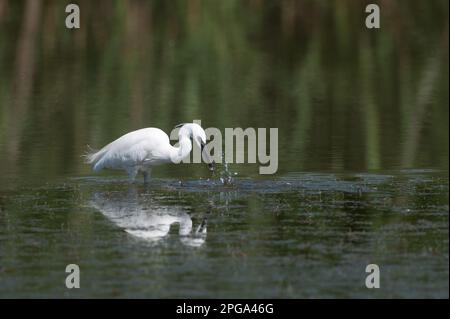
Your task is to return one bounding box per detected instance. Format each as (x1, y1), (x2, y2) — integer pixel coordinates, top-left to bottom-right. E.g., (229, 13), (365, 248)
(0, 0), (448, 181)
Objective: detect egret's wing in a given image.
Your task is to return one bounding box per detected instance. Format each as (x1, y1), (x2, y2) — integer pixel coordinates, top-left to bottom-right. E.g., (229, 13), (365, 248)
(87, 128), (170, 171)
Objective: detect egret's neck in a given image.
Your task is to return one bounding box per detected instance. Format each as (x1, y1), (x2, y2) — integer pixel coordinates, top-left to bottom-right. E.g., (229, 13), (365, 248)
(170, 135), (192, 163)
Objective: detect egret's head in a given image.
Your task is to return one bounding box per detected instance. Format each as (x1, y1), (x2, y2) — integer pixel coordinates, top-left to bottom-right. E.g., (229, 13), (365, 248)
(175, 123), (214, 171)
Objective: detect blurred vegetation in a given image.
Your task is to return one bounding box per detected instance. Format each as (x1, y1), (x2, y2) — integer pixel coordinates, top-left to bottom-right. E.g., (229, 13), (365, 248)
(0, 0), (448, 182)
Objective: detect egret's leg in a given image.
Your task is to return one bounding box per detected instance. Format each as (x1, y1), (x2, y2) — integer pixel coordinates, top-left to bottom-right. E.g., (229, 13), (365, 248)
(127, 167), (138, 183)
(143, 168), (152, 184)
(143, 171), (149, 184)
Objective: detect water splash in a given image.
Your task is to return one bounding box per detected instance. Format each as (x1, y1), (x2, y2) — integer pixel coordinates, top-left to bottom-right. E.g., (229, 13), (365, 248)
(219, 154), (236, 186)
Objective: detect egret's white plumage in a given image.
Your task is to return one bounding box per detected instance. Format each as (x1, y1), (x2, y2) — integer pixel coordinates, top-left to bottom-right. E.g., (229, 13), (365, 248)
(85, 123), (213, 182)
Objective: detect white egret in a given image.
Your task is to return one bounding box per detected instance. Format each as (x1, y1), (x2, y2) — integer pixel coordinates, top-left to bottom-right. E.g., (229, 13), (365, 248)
(85, 123), (214, 183)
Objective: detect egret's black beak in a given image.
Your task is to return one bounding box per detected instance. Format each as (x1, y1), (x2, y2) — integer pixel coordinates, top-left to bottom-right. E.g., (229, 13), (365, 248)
(201, 143), (215, 172)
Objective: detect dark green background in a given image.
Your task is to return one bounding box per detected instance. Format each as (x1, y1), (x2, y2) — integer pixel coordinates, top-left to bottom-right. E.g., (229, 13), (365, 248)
(0, 0), (448, 183)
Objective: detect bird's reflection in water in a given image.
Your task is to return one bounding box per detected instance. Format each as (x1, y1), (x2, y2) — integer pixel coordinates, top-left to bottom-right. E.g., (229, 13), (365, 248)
(90, 188), (208, 247)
